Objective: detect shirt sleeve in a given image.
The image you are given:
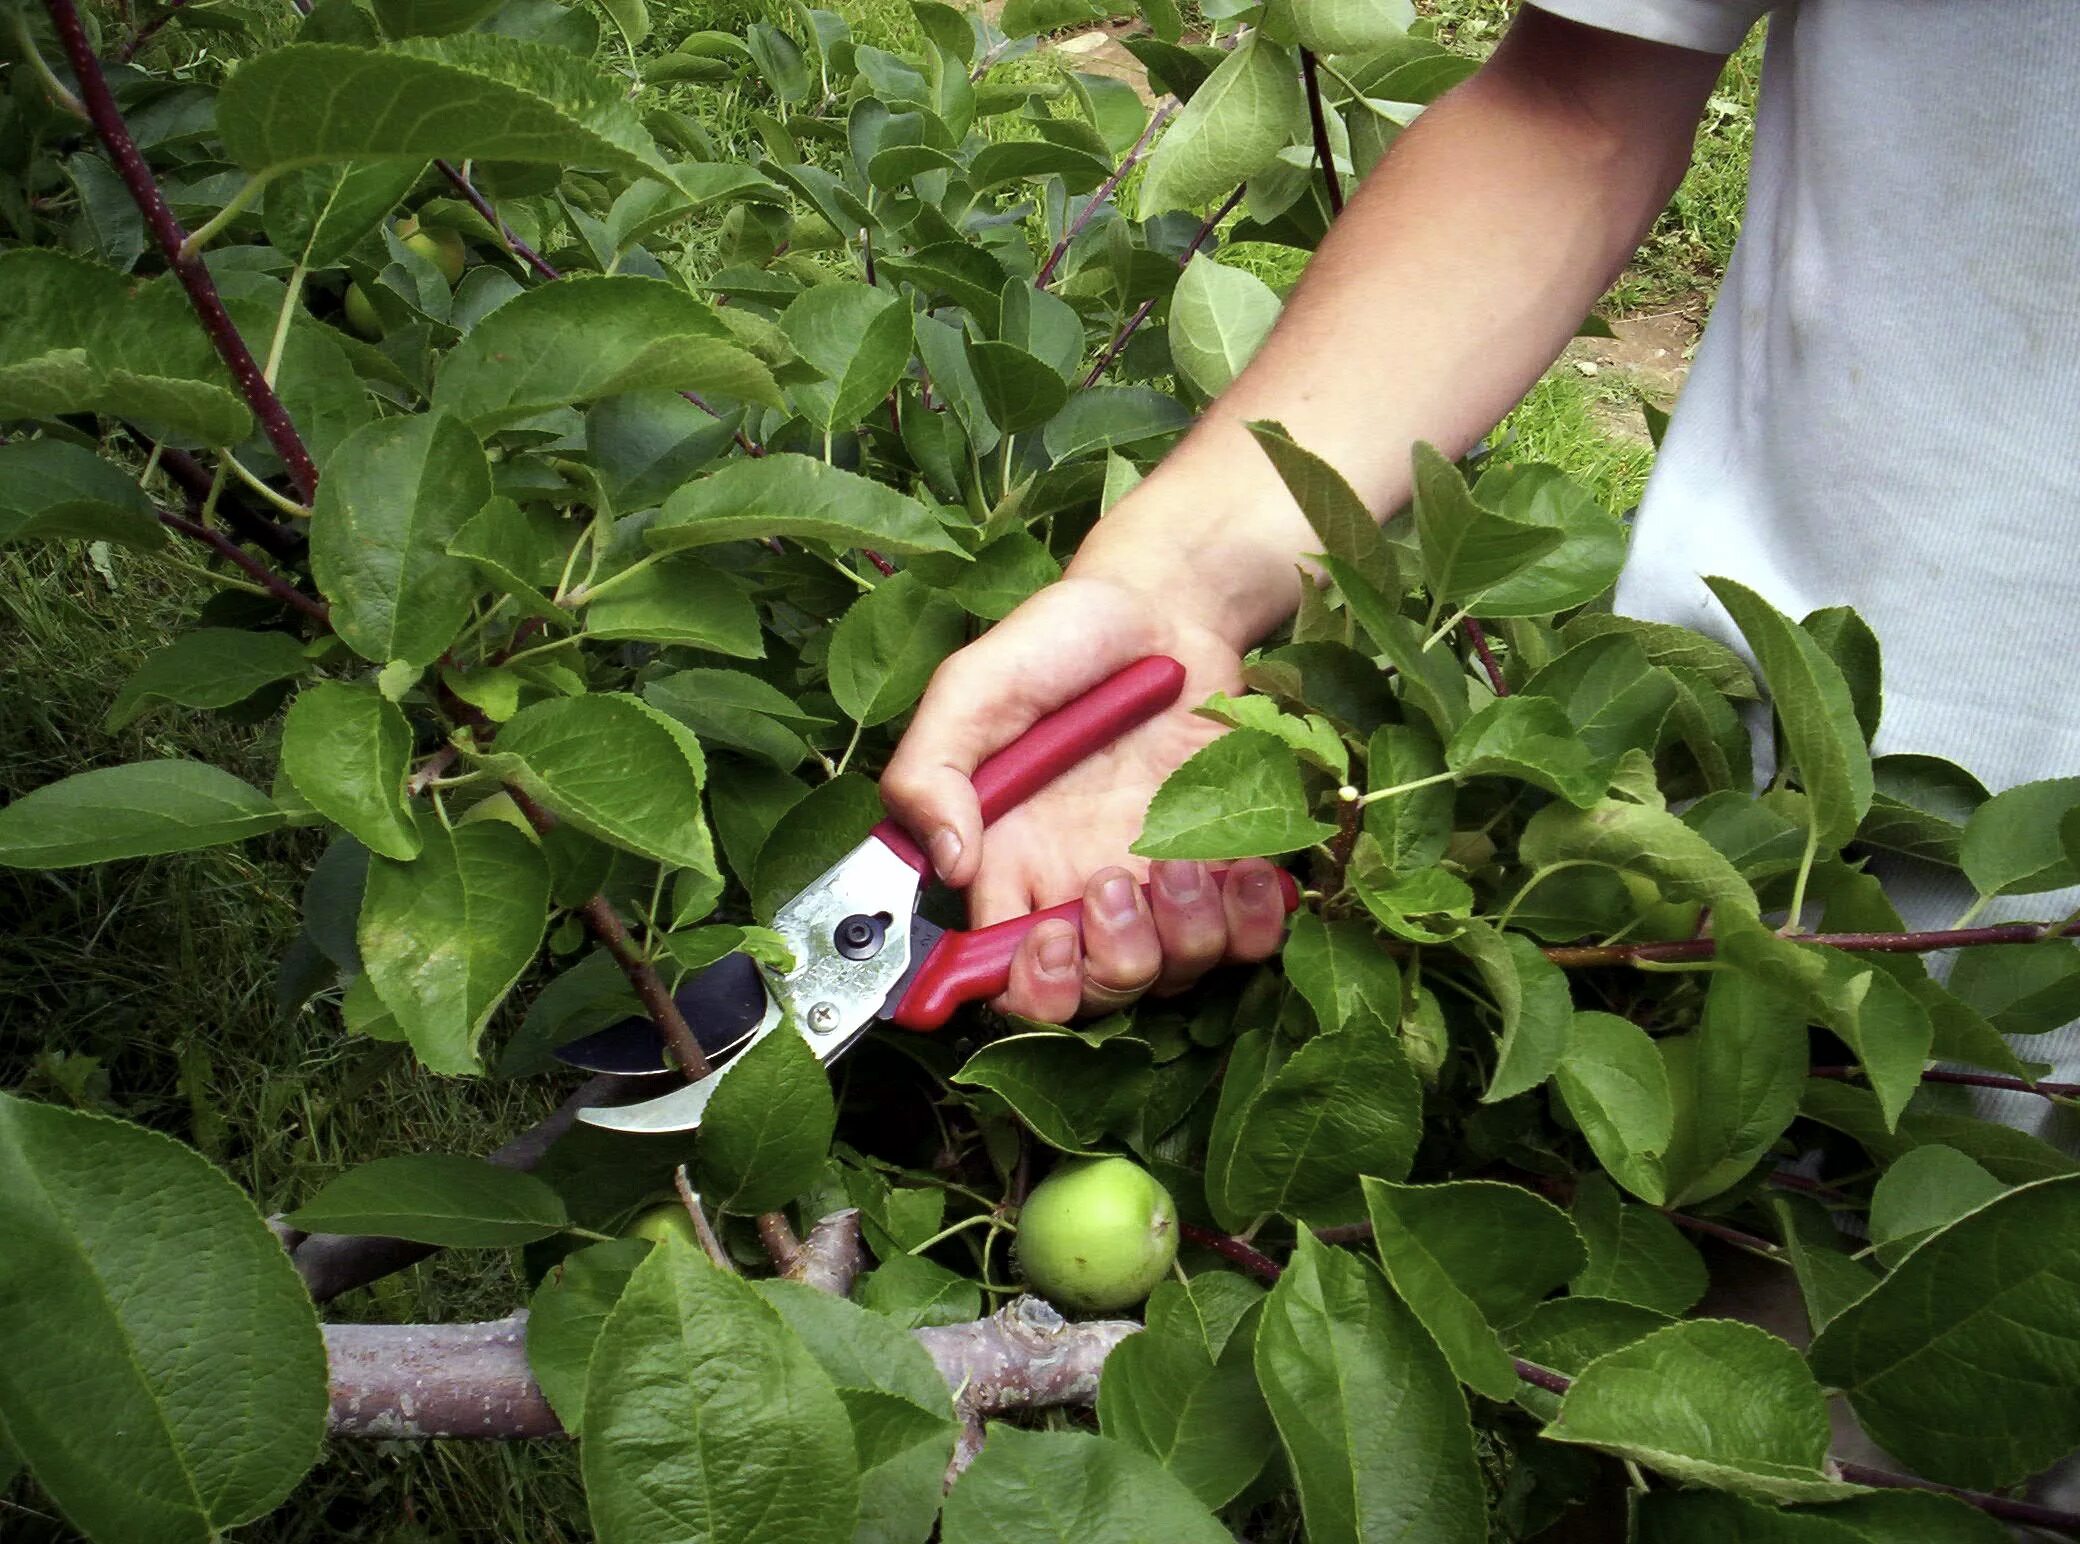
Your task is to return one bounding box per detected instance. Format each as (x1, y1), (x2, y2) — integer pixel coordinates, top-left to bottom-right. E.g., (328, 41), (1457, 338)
(1524, 0), (1773, 54)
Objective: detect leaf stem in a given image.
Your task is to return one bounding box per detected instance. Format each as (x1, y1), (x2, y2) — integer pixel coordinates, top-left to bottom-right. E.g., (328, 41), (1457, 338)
(1350, 768), (1458, 807)
(220, 449), (314, 519)
(177, 169), (276, 259)
(1298, 49), (1345, 218)
(41, 0), (320, 501)
(561, 547), (669, 608)
(10, 9), (86, 117)
(261, 261), (307, 389)
(908, 1211), (1007, 1255)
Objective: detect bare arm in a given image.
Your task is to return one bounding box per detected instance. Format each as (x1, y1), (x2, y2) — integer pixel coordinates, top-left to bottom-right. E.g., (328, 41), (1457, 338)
(1074, 10), (1727, 643)
(879, 11), (1733, 1020)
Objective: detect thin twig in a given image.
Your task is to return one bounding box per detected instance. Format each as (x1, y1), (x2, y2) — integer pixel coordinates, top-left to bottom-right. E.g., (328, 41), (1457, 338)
(673, 1166), (738, 1272)
(1542, 918), (2080, 970)
(1298, 49), (1345, 218)
(43, 0), (319, 502)
(1809, 1064), (2080, 1102)
(115, 0), (186, 61)
(1659, 1210), (1783, 1259)
(158, 446), (303, 559)
(1463, 616), (1508, 695)
(1035, 102), (1176, 290)
(156, 510), (330, 625)
(1833, 1463), (2080, 1534)
(1178, 1221), (1281, 1283)
(1083, 186), (1247, 388)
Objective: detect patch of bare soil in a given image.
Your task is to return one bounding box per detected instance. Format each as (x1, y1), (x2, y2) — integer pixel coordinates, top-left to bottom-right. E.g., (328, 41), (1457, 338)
(1561, 306), (1705, 445)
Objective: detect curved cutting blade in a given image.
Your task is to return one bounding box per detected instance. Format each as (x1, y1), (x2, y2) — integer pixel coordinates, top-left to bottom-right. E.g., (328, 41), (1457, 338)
(551, 951), (772, 1075)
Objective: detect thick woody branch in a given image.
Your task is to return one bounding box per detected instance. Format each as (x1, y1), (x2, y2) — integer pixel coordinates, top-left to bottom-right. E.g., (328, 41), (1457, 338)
(42, 0), (319, 502)
(785, 1207), (867, 1296)
(322, 1297), (1140, 1446)
(287, 1075), (625, 1303)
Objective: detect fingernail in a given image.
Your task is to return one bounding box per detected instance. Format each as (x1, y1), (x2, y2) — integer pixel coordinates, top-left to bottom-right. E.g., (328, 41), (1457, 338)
(929, 826), (962, 879)
(1036, 925), (1078, 975)
(1153, 860), (1203, 902)
(1237, 868), (1277, 907)
(1096, 872), (1139, 924)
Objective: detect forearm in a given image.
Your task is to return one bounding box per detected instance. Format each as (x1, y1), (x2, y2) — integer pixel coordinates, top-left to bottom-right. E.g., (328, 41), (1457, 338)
(1072, 17), (1720, 645)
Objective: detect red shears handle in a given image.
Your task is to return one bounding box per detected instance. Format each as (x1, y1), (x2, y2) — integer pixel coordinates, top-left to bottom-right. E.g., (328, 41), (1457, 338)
(871, 656), (1301, 1031)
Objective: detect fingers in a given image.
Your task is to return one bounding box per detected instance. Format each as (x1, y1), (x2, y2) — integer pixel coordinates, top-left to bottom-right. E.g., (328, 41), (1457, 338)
(997, 862), (1291, 1023)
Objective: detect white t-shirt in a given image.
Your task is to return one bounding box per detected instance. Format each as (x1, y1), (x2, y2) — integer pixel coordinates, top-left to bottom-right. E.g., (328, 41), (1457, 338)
(1528, 0), (2080, 1140)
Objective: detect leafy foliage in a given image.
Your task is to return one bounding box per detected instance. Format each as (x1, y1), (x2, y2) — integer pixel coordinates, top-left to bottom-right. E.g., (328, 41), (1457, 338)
(5, 0), (2080, 1538)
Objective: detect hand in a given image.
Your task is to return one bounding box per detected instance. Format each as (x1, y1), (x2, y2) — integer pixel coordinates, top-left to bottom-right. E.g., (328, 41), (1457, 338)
(879, 574), (1292, 1022)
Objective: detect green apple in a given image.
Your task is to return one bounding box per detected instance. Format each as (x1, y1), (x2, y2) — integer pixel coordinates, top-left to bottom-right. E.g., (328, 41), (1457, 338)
(341, 281), (383, 339)
(397, 215), (467, 285)
(624, 1203), (699, 1250)
(1016, 1157), (1178, 1313)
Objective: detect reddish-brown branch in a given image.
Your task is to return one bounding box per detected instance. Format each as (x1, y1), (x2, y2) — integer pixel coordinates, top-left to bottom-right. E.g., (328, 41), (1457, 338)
(862, 549), (897, 577)
(157, 446), (303, 559)
(1035, 102), (1176, 289)
(115, 0), (187, 61)
(1464, 616), (1508, 696)
(1513, 1358), (1572, 1396)
(1832, 1463), (2080, 1533)
(1083, 186), (1247, 389)
(1179, 1221), (1281, 1283)
(1298, 50), (1345, 218)
(1660, 1210), (1781, 1256)
(1542, 918), (2080, 969)
(44, 0), (318, 502)
(157, 509), (330, 626)
(1809, 1064), (2080, 1101)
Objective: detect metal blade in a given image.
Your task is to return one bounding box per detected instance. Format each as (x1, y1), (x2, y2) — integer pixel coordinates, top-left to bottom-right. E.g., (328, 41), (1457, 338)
(552, 951), (771, 1075)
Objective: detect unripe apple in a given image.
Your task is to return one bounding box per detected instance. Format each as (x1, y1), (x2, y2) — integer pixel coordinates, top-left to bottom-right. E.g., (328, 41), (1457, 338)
(341, 281), (383, 339)
(397, 215), (467, 285)
(1016, 1157), (1177, 1313)
(624, 1203), (698, 1249)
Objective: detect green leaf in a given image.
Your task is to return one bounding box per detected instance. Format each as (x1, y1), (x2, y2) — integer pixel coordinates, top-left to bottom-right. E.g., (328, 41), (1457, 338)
(1140, 37), (1306, 215)
(1254, 1232), (1486, 1544)
(267, 160), (424, 267)
(1132, 727), (1337, 859)
(1867, 1144), (2009, 1268)
(1248, 421), (1402, 597)
(1801, 604), (1882, 744)
(941, 1426), (1232, 1544)
(1506, 1296), (1672, 1422)
(284, 1152), (568, 1244)
(1771, 1197), (1877, 1335)
(856, 1251), (981, 1329)
(590, 391), (740, 514)
(1568, 1174), (1706, 1315)
(828, 571), (969, 728)
(1519, 796), (1758, 916)
(105, 628), (310, 732)
(1454, 921), (1573, 1103)
(359, 821), (549, 1075)
(697, 1026), (837, 1213)
(1194, 692), (1348, 778)
(217, 36), (674, 183)
(964, 339), (1071, 434)
(583, 557), (764, 656)
(583, 1236), (859, 1544)
(435, 275), (778, 429)
(653, 454), (965, 557)
(1205, 1021), (1422, 1230)
(644, 669), (828, 770)
(1445, 696), (1614, 807)
(1320, 555), (1470, 738)
(0, 250), (250, 446)
(444, 495), (577, 625)
(481, 693), (715, 872)
(780, 280), (914, 433)
(0, 438), (165, 549)
(1352, 857), (1473, 944)
(1520, 632), (1679, 761)
(750, 771), (883, 922)
(527, 1236), (651, 1435)
(1270, 0), (1410, 52)
(1041, 388), (1190, 465)
(1169, 254), (1281, 397)
(968, 139), (1114, 193)
(753, 1283), (959, 1544)
(1465, 462), (1627, 618)
(0, 760), (284, 870)
(1706, 576), (1874, 849)
(311, 411), (489, 669)
(1558, 612), (1759, 699)
(1948, 937), (2080, 1038)
(1858, 753), (1989, 866)
(0, 1095), (326, 1544)
(1282, 913), (1400, 1033)
(279, 680), (421, 861)
(953, 1031), (1153, 1154)
(1810, 1174), (2080, 1489)
(1098, 1277), (1273, 1507)
(1658, 971), (1807, 1206)
(1555, 1011), (1673, 1205)
(1546, 1319), (1858, 1502)
(1362, 1176), (1584, 1400)
(1360, 723), (1451, 871)
(997, 0), (1104, 36)
(1411, 442), (1565, 605)
(1960, 776), (2080, 896)
(1635, 1489), (2011, 1544)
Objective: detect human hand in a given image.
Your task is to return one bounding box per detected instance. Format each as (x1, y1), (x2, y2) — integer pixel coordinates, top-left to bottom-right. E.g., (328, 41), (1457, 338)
(879, 573), (1292, 1022)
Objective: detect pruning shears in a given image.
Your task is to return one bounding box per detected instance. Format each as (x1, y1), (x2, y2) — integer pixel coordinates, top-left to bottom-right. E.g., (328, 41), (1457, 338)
(565, 655), (1299, 1134)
